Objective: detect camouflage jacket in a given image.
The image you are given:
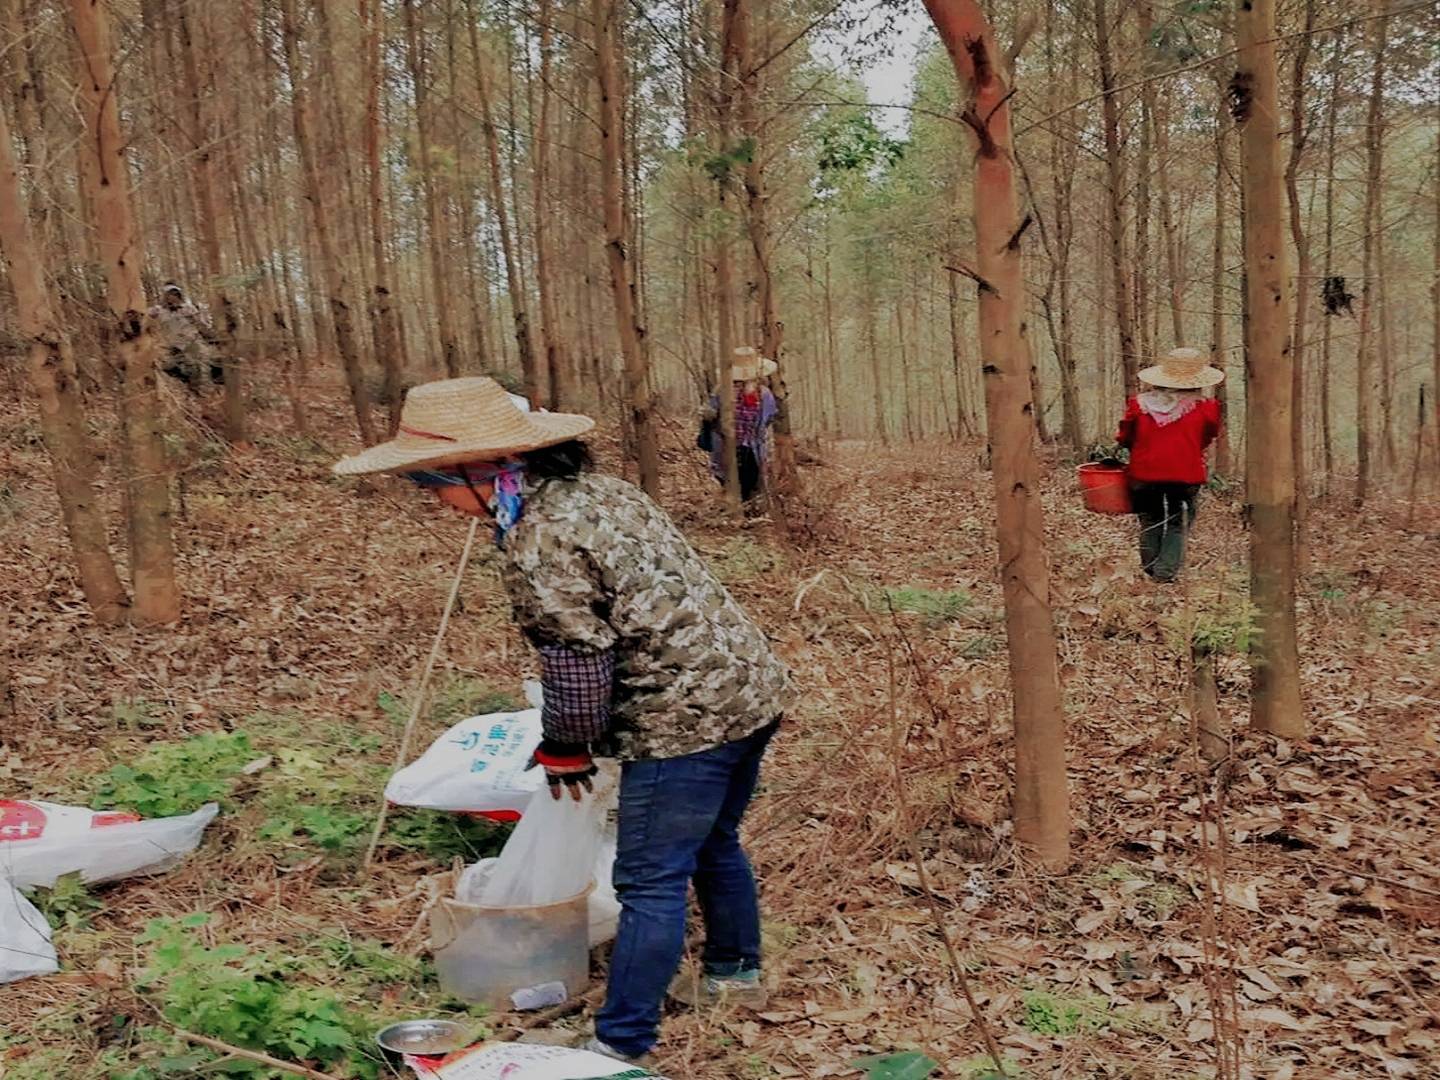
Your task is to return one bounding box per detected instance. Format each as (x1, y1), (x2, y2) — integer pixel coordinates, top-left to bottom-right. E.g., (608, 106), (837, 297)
(148, 301), (216, 358)
(500, 472), (791, 760)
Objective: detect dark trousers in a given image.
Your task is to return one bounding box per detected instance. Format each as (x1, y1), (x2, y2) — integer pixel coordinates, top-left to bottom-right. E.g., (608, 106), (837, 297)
(738, 447), (761, 502)
(595, 721), (777, 1057)
(1130, 482), (1199, 582)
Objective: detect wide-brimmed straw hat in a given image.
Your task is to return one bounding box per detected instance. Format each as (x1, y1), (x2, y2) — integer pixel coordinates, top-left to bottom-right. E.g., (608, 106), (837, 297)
(731, 347), (778, 382)
(331, 377), (594, 476)
(1138, 347), (1225, 390)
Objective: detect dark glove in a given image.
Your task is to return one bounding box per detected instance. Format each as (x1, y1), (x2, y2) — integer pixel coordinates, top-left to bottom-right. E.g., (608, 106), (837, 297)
(528, 740), (598, 802)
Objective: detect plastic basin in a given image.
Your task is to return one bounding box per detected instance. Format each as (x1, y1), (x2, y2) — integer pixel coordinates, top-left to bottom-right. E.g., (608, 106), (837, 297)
(430, 885), (593, 1010)
(1077, 463), (1133, 515)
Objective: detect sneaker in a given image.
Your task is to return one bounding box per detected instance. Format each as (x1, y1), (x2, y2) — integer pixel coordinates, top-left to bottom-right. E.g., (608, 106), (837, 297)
(669, 968), (768, 1010)
(581, 1037), (649, 1066)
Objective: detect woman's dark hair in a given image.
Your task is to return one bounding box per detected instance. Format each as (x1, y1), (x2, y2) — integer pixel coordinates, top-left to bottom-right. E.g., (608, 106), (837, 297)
(521, 439), (592, 479)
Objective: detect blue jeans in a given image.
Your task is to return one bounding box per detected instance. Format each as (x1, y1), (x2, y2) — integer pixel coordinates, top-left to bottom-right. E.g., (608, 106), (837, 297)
(594, 721), (777, 1057)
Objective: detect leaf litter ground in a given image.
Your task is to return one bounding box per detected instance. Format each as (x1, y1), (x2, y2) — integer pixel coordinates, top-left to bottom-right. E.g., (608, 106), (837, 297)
(0, 379), (1436, 1079)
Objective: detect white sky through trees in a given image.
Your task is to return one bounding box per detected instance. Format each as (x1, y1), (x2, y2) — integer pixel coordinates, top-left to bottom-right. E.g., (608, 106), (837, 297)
(814, 6), (930, 135)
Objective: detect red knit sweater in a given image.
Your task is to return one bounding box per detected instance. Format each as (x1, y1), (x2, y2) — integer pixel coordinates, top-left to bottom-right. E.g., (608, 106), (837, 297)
(1115, 396), (1222, 485)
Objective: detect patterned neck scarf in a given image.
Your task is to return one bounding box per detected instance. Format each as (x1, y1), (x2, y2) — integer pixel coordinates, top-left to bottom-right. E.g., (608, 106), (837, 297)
(462, 459), (527, 545)
(1138, 389), (1203, 427)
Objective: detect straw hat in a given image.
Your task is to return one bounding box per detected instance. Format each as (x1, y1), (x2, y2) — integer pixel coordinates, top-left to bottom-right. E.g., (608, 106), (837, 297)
(731, 347), (778, 382)
(1138, 347), (1224, 390)
(331, 377), (594, 476)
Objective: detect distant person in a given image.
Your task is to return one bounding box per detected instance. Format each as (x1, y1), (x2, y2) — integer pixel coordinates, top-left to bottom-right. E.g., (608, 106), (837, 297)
(334, 378), (790, 1065)
(700, 347), (777, 503)
(149, 282), (223, 391)
(1114, 348), (1224, 583)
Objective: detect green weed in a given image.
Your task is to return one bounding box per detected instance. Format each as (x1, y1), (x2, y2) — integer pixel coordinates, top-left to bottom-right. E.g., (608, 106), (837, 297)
(27, 872), (102, 931)
(853, 1051), (940, 1079)
(1163, 595), (1259, 656)
(883, 585), (972, 626)
(954, 1054), (1026, 1079)
(136, 914), (383, 1079)
(382, 809), (507, 863)
(94, 732), (256, 816)
(1089, 862), (1146, 886)
(708, 536), (786, 583)
(1020, 989), (1140, 1036)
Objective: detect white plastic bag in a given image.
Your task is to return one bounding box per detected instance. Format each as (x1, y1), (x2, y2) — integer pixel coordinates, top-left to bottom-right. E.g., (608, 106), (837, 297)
(456, 814), (619, 946)
(477, 767), (615, 909)
(385, 709), (545, 816)
(0, 880), (57, 985)
(0, 800), (218, 889)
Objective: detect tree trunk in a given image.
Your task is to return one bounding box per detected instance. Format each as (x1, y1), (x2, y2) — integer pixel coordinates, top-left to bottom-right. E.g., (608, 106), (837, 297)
(924, 0), (1071, 869)
(864, 284), (888, 444)
(176, 2), (244, 443)
(532, 0), (569, 409)
(279, 0), (374, 445)
(1234, 0), (1305, 739)
(69, 0), (180, 625)
(1283, 0), (1315, 573)
(711, 0), (743, 511)
(362, 0), (404, 431)
(594, 0), (659, 496)
(947, 268), (976, 438)
(1093, 0), (1139, 396)
(1319, 39), (1341, 491)
(732, 0), (797, 497)
(1377, 209), (1397, 472)
(1134, 1), (1156, 359)
(469, 8), (539, 402)
(1432, 124), (1439, 455)
(1192, 648), (1227, 763)
(0, 100), (128, 623)
(1156, 94), (1185, 345)
(403, 0), (459, 378)
(1212, 95), (1232, 477)
(1356, 5), (1387, 506)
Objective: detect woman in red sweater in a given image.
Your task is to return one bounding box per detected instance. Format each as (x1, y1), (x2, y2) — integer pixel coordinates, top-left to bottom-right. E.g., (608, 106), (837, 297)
(1114, 348), (1224, 582)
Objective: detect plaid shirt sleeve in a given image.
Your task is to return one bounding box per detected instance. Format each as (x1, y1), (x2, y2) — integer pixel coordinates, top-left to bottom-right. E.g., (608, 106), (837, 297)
(538, 644), (614, 746)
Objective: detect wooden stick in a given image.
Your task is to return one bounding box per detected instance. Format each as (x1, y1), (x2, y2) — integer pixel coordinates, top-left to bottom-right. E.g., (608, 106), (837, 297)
(364, 517), (482, 870)
(174, 1028), (342, 1080)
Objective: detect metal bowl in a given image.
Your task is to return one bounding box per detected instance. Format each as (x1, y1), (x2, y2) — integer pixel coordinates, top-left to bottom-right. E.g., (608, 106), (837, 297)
(375, 1018), (472, 1059)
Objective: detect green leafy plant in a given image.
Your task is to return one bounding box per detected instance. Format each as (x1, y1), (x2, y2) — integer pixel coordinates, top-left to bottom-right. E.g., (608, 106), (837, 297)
(1020, 990), (1119, 1036)
(137, 914), (381, 1079)
(955, 1054), (1025, 1079)
(383, 809), (507, 863)
(882, 585), (973, 626)
(94, 732), (255, 817)
(853, 1052), (939, 1080)
(27, 872), (102, 931)
(259, 805), (370, 852)
(1163, 594), (1260, 657)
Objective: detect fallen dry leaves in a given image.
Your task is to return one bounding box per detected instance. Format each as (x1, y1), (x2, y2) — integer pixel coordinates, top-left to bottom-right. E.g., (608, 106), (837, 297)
(1, 374), (1437, 1079)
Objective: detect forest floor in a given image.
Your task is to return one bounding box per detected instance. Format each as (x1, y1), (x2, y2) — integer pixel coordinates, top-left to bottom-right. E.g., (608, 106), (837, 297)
(1, 373), (1438, 1080)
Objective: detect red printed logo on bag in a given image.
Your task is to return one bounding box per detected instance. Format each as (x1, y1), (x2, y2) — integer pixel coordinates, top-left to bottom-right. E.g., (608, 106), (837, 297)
(0, 801), (46, 842)
(91, 811), (141, 829)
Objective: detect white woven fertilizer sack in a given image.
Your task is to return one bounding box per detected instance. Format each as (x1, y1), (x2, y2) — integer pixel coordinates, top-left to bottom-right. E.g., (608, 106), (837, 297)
(0, 881), (58, 985)
(0, 800), (218, 889)
(411, 1042), (663, 1079)
(0, 800), (218, 985)
(384, 708), (546, 816)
